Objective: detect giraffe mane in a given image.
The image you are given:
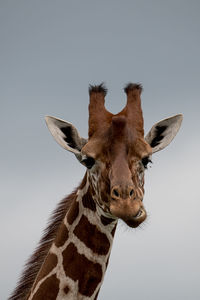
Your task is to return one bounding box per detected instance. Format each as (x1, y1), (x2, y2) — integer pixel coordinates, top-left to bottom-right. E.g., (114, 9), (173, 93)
(8, 185), (81, 300)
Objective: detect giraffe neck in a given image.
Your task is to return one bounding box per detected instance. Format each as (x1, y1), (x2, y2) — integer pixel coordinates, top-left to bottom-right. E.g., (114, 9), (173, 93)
(28, 173), (117, 300)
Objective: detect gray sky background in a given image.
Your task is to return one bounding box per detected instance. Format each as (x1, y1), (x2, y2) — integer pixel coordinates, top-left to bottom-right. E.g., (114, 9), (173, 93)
(1, 1), (200, 299)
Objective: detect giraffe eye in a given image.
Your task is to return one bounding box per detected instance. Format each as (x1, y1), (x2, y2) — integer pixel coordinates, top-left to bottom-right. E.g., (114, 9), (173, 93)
(81, 157), (95, 169)
(141, 156), (152, 169)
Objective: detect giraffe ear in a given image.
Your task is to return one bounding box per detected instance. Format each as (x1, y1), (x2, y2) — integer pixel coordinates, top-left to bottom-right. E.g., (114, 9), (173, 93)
(45, 116), (87, 161)
(145, 114), (183, 153)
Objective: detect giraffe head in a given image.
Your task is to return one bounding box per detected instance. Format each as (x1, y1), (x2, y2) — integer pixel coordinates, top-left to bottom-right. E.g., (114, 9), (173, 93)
(45, 83), (182, 228)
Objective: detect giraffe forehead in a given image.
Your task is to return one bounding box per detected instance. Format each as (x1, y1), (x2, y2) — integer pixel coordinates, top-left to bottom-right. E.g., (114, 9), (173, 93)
(91, 113), (131, 137)
(83, 116), (133, 158)
(84, 134), (150, 162)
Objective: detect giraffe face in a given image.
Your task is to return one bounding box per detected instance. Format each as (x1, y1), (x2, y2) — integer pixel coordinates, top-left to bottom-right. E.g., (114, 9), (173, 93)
(81, 115), (152, 228)
(45, 83), (183, 227)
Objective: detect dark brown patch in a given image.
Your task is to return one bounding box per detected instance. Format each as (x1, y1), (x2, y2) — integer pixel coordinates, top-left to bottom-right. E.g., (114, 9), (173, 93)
(62, 243), (102, 297)
(54, 222), (69, 248)
(32, 274), (59, 300)
(67, 199), (79, 225)
(64, 286), (70, 294)
(32, 253), (58, 291)
(100, 184), (110, 204)
(100, 215), (114, 226)
(82, 187), (96, 212)
(74, 215), (110, 255)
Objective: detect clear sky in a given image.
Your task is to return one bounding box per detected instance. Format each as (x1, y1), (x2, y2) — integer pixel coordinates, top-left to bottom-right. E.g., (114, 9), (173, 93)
(1, 1), (200, 299)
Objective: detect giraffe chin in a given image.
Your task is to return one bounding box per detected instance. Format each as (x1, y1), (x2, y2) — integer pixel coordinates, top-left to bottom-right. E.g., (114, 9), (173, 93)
(110, 206), (147, 228)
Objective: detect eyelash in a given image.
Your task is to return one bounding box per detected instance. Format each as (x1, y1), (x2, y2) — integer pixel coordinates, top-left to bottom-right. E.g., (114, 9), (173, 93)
(141, 157), (152, 169)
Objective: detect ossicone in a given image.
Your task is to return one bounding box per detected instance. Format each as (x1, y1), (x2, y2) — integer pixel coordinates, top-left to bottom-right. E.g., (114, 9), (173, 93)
(88, 83), (110, 137)
(89, 83), (107, 96)
(124, 83), (143, 95)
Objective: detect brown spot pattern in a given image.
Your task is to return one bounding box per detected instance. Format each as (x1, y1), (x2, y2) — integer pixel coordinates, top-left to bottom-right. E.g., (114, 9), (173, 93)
(100, 215), (114, 226)
(54, 222), (69, 248)
(82, 188), (96, 212)
(32, 274), (59, 300)
(32, 253), (58, 290)
(67, 199), (79, 225)
(74, 215), (110, 255)
(62, 243), (102, 297)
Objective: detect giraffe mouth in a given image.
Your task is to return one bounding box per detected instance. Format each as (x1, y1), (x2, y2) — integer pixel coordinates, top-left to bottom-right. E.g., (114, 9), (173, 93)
(133, 208), (144, 219)
(110, 201), (147, 228)
(124, 207), (147, 228)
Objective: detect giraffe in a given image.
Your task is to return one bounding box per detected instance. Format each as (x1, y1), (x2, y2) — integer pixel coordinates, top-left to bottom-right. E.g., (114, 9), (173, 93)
(9, 83), (183, 300)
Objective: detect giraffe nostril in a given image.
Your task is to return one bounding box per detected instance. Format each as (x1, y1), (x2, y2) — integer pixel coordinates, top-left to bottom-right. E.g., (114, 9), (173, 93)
(113, 189), (119, 198)
(129, 189), (134, 197)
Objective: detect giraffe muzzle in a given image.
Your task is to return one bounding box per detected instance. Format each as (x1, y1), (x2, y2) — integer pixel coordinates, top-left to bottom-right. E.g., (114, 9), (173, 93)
(134, 207), (144, 218)
(124, 207), (147, 227)
(109, 194), (147, 228)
